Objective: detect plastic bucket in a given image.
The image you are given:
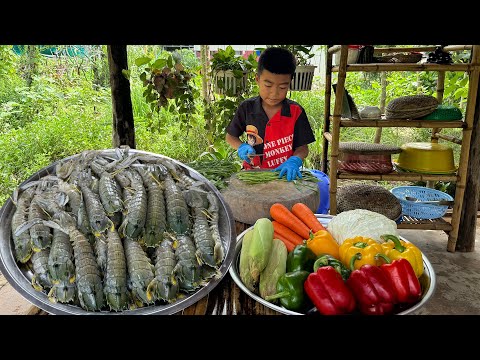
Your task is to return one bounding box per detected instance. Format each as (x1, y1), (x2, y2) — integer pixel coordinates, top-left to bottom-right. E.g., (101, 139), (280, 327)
(308, 169), (330, 214)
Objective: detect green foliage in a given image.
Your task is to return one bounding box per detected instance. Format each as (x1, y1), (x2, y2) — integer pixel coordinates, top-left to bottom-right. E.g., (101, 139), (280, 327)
(210, 46), (256, 72)
(0, 100), (112, 204)
(206, 47), (258, 147)
(288, 88), (325, 169)
(0, 46), (17, 78)
(0, 44), (474, 206)
(135, 50), (200, 133)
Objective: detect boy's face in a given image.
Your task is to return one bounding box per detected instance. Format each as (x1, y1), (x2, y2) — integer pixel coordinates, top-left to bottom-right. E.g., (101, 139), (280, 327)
(256, 69), (291, 108)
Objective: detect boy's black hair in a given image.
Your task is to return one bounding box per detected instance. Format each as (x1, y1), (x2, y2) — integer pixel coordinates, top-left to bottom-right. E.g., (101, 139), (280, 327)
(257, 47), (296, 77)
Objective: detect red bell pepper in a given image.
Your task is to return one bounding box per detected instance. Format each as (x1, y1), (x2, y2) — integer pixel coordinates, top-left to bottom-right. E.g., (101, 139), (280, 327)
(376, 254), (422, 304)
(346, 255), (397, 315)
(304, 266), (356, 315)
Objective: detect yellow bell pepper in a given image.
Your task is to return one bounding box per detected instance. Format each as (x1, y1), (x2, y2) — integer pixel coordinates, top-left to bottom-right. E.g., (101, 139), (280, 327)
(380, 234), (424, 278)
(306, 230), (340, 260)
(339, 236), (384, 270)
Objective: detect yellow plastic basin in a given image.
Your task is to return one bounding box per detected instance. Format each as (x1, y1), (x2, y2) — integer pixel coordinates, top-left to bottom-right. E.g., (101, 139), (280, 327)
(397, 142), (456, 174)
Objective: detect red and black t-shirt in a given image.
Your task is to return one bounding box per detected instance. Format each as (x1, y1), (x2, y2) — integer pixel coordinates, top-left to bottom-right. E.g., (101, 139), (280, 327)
(226, 96), (315, 169)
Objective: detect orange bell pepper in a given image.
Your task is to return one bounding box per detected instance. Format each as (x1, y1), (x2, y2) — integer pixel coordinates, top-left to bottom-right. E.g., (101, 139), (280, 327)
(306, 230), (340, 260)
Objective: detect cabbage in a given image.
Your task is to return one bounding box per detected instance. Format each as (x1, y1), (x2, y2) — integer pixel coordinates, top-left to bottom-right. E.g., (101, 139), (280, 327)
(327, 209), (399, 245)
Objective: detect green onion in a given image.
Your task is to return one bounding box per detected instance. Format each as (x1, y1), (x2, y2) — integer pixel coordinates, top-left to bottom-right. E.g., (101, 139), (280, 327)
(188, 157), (241, 190)
(236, 170), (320, 192)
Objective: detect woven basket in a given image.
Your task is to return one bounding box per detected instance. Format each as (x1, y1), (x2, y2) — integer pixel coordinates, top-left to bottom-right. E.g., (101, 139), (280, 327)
(337, 184), (402, 220)
(339, 142), (402, 155)
(386, 95), (438, 119)
(374, 53), (423, 64)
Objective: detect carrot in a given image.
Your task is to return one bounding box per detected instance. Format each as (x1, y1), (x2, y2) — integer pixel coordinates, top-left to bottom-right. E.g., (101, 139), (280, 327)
(270, 203), (311, 240)
(272, 221), (305, 246)
(291, 202), (326, 233)
(273, 231), (296, 252)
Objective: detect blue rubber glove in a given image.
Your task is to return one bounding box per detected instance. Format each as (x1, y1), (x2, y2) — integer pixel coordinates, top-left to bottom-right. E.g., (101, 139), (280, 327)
(274, 156), (303, 181)
(237, 142), (256, 161)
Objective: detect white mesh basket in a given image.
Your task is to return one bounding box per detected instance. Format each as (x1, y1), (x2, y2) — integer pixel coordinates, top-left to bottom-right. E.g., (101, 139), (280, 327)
(290, 65), (316, 91)
(213, 70), (248, 95)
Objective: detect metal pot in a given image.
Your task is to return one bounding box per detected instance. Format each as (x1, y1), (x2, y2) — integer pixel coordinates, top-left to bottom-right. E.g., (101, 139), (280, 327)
(0, 149), (236, 315)
(229, 215), (436, 315)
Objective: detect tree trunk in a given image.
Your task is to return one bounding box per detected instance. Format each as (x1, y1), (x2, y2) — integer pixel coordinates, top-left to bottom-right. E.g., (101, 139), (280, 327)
(201, 45), (215, 149)
(456, 84), (480, 251)
(92, 45), (108, 89)
(24, 45), (39, 87)
(107, 45), (136, 149)
(200, 45), (212, 102)
(374, 71), (387, 143)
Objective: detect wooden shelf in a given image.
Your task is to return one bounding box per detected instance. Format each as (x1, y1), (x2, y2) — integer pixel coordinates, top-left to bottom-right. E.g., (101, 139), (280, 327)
(323, 45), (480, 251)
(332, 63), (472, 73)
(338, 118), (465, 129)
(397, 215), (453, 231)
(337, 171), (458, 182)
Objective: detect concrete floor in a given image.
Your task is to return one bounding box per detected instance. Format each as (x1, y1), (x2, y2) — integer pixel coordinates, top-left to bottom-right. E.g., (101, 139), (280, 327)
(399, 217), (480, 315)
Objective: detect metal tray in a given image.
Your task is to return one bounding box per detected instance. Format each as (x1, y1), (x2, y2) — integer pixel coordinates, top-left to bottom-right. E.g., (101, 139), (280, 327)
(0, 149), (237, 315)
(229, 215), (436, 315)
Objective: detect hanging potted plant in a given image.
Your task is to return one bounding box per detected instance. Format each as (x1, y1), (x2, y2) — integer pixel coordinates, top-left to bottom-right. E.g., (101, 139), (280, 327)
(263, 45), (316, 91)
(210, 45), (256, 96)
(134, 50), (198, 132)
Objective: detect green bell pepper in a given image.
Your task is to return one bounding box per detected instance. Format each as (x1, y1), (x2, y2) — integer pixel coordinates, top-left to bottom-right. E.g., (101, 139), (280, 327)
(264, 270), (310, 311)
(313, 254), (351, 281)
(286, 243), (317, 272)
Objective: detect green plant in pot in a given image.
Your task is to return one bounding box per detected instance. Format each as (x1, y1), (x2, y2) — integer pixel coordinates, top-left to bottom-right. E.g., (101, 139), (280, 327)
(210, 45), (257, 97)
(272, 45), (315, 66)
(135, 51), (199, 132)
(257, 45), (317, 91)
(202, 46), (257, 149)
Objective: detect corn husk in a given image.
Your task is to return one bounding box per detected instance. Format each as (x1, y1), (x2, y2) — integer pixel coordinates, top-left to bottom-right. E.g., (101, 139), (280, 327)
(259, 239), (287, 300)
(248, 218), (274, 283)
(239, 229), (256, 292)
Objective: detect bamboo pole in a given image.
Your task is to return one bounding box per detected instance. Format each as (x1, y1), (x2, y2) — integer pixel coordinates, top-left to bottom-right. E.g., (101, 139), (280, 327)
(447, 45), (480, 252)
(200, 45), (212, 102)
(338, 172), (458, 182)
(373, 128), (383, 144)
(444, 45), (473, 52)
(374, 71), (387, 143)
(373, 46), (437, 54)
(332, 45), (470, 55)
(339, 119), (464, 128)
(329, 45), (349, 215)
(323, 132), (332, 142)
(431, 71), (446, 144)
(427, 71), (447, 188)
(457, 85), (480, 251)
(434, 133), (462, 144)
(332, 63), (471, 73)
(397, 219), (453, 231)
(328, 45), (342, 54)
(321, 45), (334, 173)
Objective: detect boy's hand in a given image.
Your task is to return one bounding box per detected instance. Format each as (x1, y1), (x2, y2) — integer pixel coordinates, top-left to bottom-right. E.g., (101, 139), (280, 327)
(274, 156), (303, 181)
(237, 143), (256, 161)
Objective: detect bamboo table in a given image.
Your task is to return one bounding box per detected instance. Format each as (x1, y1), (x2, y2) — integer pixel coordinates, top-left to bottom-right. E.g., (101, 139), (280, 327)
(174, 272), (282, 315)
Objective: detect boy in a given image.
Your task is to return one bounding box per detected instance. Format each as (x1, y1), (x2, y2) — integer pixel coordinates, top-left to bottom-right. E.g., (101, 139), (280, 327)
(225, 47), (315, 181)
